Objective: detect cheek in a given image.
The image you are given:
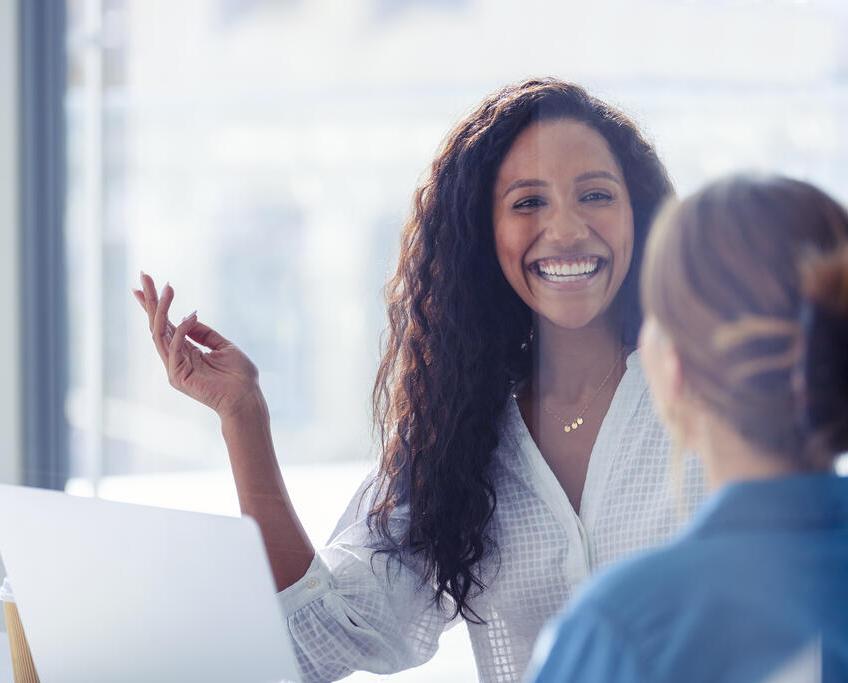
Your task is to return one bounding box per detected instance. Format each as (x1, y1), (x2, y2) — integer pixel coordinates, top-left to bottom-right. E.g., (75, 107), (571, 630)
(623, 226), (634, 267)
(616, 214), (635, 273)
(493, 219), (528, 281)
(595, 208), (634, 280)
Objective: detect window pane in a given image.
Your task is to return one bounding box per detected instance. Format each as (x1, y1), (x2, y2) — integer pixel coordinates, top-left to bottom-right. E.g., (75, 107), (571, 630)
(65, 0), (848, 480)
(63, 1), (848, 679)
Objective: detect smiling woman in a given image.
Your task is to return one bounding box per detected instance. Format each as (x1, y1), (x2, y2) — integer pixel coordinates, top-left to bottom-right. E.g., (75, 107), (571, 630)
(135, 78), (706, 682)
(493, 119), (634, 332)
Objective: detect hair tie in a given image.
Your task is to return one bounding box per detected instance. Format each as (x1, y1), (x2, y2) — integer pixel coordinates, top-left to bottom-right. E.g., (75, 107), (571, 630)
(799, 299), (848, 435)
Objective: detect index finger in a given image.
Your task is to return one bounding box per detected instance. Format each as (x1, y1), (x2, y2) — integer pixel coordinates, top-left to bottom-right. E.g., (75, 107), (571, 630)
(140, 271), (159, 310)
(152, 284), (177, 365)
(134, 287), (175, 341)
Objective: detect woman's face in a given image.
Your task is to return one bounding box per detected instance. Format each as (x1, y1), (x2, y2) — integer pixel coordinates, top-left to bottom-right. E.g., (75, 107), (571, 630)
(492, 118), (634, 330)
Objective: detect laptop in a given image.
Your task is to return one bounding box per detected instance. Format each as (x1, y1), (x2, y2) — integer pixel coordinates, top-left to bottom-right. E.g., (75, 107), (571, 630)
(0, 484), (301, 682)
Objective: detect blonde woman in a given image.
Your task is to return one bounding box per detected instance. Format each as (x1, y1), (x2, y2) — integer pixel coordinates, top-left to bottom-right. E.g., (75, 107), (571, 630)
(529, 175), (848, 683)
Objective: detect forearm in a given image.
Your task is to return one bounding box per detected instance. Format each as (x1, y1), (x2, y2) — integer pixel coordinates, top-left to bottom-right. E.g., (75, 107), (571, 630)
(220, 390), (315, 591)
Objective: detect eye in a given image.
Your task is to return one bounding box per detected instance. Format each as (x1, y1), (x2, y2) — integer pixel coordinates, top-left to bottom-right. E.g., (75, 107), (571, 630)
(512, 196), (547, 211)
(580, 190), (613, 203)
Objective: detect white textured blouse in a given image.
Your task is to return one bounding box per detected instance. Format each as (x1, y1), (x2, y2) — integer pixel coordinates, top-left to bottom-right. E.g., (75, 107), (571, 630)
(277, 352), (706, 682)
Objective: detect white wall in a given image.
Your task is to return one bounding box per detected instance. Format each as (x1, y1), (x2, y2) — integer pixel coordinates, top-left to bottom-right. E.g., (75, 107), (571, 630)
(0, 0), (22, 488)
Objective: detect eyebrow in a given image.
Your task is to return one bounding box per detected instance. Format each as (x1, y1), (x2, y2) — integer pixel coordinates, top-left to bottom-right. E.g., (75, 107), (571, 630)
(501, 178), (548, 198)
(573, 170), (622, 185)
(501, 170), (622, 199)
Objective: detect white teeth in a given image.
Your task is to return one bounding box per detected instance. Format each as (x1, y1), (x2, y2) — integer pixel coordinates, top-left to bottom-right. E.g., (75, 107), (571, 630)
(536, 257), (600, 279)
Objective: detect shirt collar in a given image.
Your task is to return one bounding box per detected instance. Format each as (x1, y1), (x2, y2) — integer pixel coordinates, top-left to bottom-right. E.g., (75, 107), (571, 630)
(685, 472), (848, 539)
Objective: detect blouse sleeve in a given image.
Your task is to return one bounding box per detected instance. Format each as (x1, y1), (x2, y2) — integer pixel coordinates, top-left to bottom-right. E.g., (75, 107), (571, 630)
(276, 473), (454, 682)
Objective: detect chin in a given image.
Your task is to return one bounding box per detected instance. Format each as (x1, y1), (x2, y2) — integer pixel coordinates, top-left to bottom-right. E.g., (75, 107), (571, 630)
(539, 307), (606, 331)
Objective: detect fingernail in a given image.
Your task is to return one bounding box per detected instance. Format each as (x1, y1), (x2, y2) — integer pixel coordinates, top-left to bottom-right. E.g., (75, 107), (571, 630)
(140, 270), (146, 280)
(181, 310), (197, 323)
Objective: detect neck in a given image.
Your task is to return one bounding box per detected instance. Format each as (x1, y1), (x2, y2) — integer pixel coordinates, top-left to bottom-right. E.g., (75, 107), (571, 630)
(694, 416), (809, 491)
(531, 314), (624, 405)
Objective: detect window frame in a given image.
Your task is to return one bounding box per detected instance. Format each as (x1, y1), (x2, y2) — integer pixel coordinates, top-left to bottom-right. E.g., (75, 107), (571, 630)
(19, 0), (70, 490)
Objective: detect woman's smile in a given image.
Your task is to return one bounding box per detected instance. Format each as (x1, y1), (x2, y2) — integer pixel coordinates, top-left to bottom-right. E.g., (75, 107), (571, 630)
(528, 255), (608, 291)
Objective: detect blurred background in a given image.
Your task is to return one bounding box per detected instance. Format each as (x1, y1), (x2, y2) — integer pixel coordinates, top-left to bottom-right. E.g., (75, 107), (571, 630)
(1, 0), (847, 679)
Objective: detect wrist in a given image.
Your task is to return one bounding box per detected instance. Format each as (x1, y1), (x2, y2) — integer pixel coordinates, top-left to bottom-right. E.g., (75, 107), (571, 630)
(219, 386), (270, 427)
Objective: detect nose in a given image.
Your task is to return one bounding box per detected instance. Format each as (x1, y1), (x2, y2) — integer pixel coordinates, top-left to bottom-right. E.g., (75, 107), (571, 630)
(545, 204), (591, 245)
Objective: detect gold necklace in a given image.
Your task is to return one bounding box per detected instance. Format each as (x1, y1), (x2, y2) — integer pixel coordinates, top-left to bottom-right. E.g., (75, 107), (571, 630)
(541, 350), (623, 434)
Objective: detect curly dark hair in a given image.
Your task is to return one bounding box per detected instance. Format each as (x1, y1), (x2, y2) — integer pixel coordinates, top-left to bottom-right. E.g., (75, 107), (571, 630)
(368, 77), (673, 621)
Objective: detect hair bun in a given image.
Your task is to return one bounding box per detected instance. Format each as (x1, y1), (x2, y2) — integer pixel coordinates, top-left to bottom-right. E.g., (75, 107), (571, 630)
(799, 244), (848, 458)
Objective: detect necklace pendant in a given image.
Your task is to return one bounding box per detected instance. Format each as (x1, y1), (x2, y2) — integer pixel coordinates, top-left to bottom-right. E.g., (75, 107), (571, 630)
(543, 347), (623, 438)
(563, 417), (583, 434)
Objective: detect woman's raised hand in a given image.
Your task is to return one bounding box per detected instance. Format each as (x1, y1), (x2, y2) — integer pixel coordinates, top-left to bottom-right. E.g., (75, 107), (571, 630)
(132, 272), (262, 419)
(135, 272), (314, 589)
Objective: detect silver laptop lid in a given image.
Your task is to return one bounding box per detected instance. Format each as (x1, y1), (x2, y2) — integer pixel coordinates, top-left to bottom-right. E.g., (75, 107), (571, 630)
(0, 484), (300, 682)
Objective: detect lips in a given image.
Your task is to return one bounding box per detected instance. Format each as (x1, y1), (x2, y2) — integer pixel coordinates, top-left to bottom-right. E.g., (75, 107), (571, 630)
(529, 255), (607, 283)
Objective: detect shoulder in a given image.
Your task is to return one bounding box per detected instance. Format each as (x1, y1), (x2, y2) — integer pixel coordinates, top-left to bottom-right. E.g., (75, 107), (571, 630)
(570, 539), (707, 646)
(527, 586), (647, 683)
(622, 348), (648, 392)
(530, 540), (720, 683)
(595, 349), (674, 465)
(526, 546), (692, 683)
(491, 393), (529, 464)
(610, 350), (660, 433)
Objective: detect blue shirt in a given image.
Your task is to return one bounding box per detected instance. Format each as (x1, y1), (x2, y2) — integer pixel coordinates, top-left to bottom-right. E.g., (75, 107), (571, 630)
(526, 473), (848, 683)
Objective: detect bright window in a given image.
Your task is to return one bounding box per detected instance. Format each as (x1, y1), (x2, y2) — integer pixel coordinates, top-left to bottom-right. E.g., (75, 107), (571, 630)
(63, 1), (848, 679)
